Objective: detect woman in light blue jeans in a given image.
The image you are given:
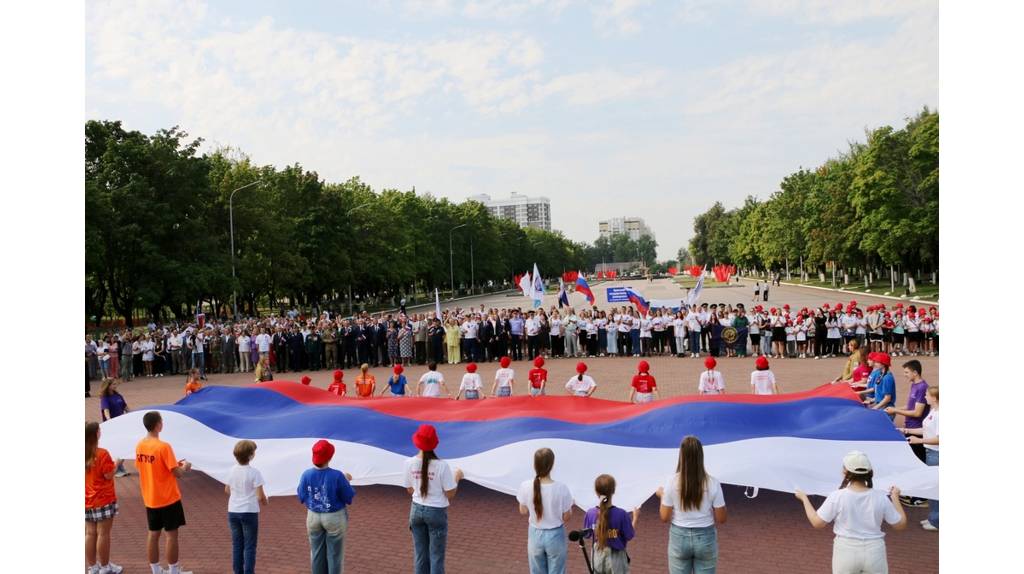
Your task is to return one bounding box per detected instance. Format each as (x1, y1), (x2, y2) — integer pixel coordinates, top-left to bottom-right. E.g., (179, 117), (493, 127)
(516, 448), (574, 574)
(904, 385), (939, 530)
(658, 436), (727, 574)
(405, 424), (464, 574)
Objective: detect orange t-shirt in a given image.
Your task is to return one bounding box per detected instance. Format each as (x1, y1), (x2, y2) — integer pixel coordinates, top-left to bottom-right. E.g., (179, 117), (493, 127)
(355, 374), (376, 398)
(327, 381), (347, 396)
(86, 447), (117, 509)
(135, 436), (182, 508)
(184, 381), (202, 396)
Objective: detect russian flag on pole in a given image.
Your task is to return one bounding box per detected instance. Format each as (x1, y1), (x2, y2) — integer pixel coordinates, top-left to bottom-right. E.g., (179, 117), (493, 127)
(98, 382), (937, 509)
(557, 279), (570, 308)
(574, 274), (595, 306)
(624, 287), (650, 317)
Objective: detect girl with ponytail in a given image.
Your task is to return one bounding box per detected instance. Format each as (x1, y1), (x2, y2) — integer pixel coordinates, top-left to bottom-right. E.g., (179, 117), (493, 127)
(404, 425), (464, 574)
(516, 448), (575, 574)
(583, 474), (638, 573)
(85, 422), (123, 574)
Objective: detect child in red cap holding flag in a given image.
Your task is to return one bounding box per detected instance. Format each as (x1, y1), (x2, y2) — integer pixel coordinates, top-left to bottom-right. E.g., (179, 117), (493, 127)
(750, 356), (779, 395)
(527, 356), (548, 397)
(491, 356), (515, 397)
(457, 363), (484, 400)
(384, 365), (409, 397)
(297, 440), (355, 574)
(629, 360), (659, 403)
(327, 370), (346, 397)
(699, 357), (725, 395)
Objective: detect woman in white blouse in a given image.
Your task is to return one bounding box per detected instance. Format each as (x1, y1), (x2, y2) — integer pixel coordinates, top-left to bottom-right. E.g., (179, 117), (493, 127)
(901, 386), (939, 531)
(795, 451), (907, 573)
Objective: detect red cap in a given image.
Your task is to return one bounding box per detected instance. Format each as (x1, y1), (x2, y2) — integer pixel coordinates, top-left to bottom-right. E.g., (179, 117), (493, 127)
(770, 308), (778, 314)
(867, 352), (880, 362)
(875, 353), (891, 367)
(312, 440), (335, 466)
(704, 357), (717, 369)
(412, 424), (439, 452)
(534, 356), (545, 368)
(850, 300), (857, 306)
(638, 360), (650, 373)
(783, 304), (790, 309)
(301, 376), (312, 386)
(394, 364), (404, 375)
(466, 362), (477, 373)
(576, 361), (588, 374)
(884, 312), (892, 318)
(500, 356), (511, 368)
(755, 305), (763, 312)
(333, 370), (343, 382)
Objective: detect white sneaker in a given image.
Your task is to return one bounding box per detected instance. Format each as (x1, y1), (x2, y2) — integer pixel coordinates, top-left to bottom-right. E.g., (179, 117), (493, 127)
(921, 522), (938, 531)
(920, 519), (930, 526)
(98, 564), (123, 574)
(88, 565), (100, 574)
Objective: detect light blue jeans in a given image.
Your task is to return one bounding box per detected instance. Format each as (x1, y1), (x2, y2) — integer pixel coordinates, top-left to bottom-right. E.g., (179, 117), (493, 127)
(760, 332), (772, 356)
(926, 449), (939, 528)
(307, 508), (348, 574)
(668, 524), (718, 574)
(528, 524), (567, 574)
(410, 503), (448, 574)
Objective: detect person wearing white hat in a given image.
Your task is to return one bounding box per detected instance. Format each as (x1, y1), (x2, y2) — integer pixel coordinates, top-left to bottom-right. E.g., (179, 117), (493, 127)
(794, 451), (907, 574)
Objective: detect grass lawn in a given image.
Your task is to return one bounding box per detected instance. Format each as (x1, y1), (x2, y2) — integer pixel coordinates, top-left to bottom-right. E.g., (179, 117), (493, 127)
(782, 278), (939, 300)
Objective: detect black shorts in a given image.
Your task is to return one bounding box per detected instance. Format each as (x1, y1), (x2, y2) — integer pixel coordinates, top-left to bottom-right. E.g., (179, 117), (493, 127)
(893, 333), (905, 344)
(909, 331), (923, 342)
(772, 327), (786, 340)
(146, 500), (186, 532)
(869, 333), (883, 341)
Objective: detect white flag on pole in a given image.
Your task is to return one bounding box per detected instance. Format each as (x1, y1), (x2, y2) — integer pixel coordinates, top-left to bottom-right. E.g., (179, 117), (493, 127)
(518, 272), (533, 299)
(686, 267), (706, 308)
(435, 288), (442, 320)
(532, 263), (544, 308)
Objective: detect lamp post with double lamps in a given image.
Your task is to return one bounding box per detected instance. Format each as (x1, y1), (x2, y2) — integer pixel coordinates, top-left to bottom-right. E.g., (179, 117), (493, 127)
(229, 180), (263, 320)
(449, 223), (468, 300)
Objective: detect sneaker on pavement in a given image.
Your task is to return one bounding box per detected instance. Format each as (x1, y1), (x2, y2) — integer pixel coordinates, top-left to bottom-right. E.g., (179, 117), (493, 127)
(98, 564), (123, 574)
(920, 519), (930, 526)
(88, 565), (100, 574)
(921, 522), (938, 531)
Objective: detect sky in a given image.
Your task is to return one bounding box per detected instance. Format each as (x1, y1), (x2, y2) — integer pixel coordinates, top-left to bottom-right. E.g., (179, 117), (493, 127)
(86, 0), (938, 260)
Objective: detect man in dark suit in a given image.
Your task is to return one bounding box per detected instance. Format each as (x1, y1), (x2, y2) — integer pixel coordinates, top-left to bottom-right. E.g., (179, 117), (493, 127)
(480, 317), (495, 362)
(342, 319), (357, 368)
(288, 328), (305, 372)
(357, 319), (372, 365)
(222, 330), (236, 373)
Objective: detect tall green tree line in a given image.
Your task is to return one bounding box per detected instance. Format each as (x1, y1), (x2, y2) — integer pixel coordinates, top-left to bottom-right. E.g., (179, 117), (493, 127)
(687, 109), (938, 277)
(85, 120), (658, 325)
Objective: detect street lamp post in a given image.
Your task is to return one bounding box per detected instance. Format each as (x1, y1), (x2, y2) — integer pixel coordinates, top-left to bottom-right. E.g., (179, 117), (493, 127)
(449, 223), (468, 300)
(229, 180), (263, 320)
(345, 202), (373, 315)
(470, 236), (475, 295)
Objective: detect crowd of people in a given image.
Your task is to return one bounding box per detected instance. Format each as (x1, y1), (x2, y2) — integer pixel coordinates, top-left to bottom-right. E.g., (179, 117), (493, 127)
(84, 299), (939, 396)
(87, 410), (937, 574)
(85, 298), (939, 573)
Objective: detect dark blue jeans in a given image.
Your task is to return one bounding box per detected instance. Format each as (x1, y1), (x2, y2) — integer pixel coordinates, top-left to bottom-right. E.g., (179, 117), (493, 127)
(228, 512), (259, 574)
(926, 449), (939, 528)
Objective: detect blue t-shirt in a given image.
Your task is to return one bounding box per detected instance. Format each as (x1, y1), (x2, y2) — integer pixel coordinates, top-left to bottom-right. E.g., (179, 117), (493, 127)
(509, 317), (524, 336)
(297, 467), (355, 513)
(388, 374), (408, 395)
(872, 371), (897, 408)
(583, 506), (635, 551)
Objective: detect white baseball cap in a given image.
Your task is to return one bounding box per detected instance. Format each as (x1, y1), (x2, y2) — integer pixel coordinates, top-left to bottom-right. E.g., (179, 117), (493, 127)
(843, 451), (873, 474)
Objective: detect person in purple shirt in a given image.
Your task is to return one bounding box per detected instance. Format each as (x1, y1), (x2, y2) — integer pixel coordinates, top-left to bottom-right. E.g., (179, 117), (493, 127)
(98, 379), (130, 476)
(885, 359), (930, 507)
(583, 474), (639, 573)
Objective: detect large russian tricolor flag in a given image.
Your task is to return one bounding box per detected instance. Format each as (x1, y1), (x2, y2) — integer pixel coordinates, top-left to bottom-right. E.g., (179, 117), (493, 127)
(100, 382), (937, 509)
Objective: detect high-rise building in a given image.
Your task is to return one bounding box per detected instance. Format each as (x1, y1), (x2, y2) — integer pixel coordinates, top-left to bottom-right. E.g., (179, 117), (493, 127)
(469, 193), (551, 231)
(598, 217), (655, 241)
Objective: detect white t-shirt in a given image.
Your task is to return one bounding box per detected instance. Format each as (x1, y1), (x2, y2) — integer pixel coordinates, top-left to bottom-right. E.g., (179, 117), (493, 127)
(516, 479), (574, 529)
(565, 375), (597, 396)
(459, 373), (482, 393)
(255, 333), (272, 352)
(549, 319), (562, 336)
(660, 474), (725, 528)
(238, 336), (251, 353)
(404, 456), (457, 508)
(419, 371), (446, 397)
(227, 464), (266, 513)
(923, 409), (939, 451)
(816, 488), (902, 540)
(698, 371), (725, 395)
(750, 370), (776, 395)
(673, 318), (686, 335)
(525, 318), (540, 336)
(494, 368), (515, 389)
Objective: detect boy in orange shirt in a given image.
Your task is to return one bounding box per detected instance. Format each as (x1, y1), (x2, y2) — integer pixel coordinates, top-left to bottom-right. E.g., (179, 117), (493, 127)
(354, 363), (376, 398)
(136, 411), (193, 574)
(183, 369), (202, 396)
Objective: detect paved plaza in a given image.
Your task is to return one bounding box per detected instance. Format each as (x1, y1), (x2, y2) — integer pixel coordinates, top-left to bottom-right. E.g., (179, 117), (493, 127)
(86, 281), (939, 573)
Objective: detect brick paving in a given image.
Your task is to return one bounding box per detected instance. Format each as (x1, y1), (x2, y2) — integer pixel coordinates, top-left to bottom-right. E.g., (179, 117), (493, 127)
(87, 351), (938, 573)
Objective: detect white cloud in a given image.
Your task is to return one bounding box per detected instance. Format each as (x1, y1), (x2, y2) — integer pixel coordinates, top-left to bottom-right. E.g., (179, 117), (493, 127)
(591, 0), (652, 35)
(746, 0), (933, 25)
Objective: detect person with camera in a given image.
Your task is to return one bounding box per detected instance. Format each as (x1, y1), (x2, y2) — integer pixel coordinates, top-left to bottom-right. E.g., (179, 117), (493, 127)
(582, 474), (639, 573)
